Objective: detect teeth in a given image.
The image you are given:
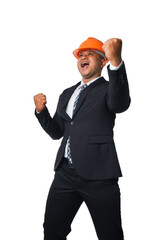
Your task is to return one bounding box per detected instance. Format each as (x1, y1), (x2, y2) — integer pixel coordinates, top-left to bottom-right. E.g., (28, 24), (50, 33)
(81, 62), (89, 67)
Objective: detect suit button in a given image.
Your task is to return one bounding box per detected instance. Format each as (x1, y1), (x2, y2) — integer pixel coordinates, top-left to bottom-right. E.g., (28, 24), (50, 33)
(120, 70), (125, 84)
(71, 121), (74, 125)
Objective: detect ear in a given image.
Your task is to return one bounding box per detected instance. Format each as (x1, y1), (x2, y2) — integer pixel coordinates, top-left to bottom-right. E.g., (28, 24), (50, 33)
(101, 58), (109, 69)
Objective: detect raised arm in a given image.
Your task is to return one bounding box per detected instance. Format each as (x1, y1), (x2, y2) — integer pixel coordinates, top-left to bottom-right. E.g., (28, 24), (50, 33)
(103, 38), (131, 113)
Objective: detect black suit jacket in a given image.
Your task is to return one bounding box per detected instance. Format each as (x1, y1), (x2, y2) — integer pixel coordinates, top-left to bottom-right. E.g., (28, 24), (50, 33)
(35, 63), (131, 180)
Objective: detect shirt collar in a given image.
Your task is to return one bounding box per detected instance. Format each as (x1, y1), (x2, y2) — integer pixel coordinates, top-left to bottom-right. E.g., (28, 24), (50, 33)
(80, 76), (101, 87)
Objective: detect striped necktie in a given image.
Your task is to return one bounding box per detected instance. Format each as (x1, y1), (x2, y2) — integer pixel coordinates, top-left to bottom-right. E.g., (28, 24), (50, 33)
(67, 84), (87, 164)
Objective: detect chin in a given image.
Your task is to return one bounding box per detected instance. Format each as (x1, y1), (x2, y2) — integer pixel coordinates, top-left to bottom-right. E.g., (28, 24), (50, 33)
(80, 71), (91, 78)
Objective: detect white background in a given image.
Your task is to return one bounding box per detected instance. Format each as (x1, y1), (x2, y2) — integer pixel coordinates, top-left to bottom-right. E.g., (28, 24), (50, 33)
(0, 0), (154, 239)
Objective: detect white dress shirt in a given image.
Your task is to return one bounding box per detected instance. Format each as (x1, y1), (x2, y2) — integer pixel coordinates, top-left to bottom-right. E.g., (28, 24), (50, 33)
(64, 61), (123, 158)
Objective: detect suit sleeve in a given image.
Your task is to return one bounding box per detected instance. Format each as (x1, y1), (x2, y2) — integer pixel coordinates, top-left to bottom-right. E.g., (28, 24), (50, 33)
(106, 62), (131, 113)
(35, 95), (64, 140)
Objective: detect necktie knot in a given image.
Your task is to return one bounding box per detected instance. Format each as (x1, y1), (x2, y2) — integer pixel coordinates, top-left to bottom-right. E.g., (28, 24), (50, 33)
(79, 84), (87, 91)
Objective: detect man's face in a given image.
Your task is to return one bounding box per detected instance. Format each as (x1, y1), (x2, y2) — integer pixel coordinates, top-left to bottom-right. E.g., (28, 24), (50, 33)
(77, 50), (106, 82)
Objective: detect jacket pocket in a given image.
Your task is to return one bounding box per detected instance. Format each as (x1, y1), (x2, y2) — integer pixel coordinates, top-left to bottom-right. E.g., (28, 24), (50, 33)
(89, 135), (113, 144)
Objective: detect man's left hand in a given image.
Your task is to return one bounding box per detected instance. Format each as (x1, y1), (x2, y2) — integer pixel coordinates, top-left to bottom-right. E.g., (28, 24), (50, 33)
(102, 38), (122, 67)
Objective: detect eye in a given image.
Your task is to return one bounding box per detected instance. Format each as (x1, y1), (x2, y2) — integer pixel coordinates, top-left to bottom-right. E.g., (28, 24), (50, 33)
(79, 53), (83, 57)
(88, 52), (93, 55)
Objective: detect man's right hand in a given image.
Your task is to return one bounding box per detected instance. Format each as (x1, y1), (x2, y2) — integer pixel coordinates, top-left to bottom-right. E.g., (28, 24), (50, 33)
(33, 93), (47, 113)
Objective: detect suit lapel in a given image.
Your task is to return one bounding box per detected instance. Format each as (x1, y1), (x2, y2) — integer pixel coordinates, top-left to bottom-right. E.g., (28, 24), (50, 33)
(72, 77), (106, 119)
(59, 77), (106, 121)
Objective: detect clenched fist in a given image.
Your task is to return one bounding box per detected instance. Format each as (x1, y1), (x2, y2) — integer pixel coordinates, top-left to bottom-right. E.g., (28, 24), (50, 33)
(34, 93), (47, 113)
(102, 38), (122, 67)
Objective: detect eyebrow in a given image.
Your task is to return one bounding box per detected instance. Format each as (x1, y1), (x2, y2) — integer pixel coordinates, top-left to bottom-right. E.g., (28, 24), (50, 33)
(79, 50), (94, 56)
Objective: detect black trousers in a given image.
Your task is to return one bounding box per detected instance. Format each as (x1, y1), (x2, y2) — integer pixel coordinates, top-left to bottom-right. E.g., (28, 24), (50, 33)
(43, 159), (124, 240)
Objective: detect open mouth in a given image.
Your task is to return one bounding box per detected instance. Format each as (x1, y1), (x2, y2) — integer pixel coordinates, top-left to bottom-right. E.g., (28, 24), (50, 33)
(81, 62), (89, 69)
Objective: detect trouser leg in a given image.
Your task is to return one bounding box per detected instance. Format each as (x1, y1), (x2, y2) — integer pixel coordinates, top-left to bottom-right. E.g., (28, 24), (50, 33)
(79, 178), (124, 240)
(43, 165), (83, 240)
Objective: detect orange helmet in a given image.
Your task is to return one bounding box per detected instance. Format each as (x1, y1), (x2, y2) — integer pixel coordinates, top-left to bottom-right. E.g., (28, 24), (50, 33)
(73, 37), (107, 60)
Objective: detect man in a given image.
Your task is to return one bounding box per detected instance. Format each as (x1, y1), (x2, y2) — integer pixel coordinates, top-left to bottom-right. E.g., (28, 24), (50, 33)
(34, 37), (131, 240)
